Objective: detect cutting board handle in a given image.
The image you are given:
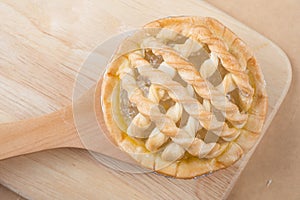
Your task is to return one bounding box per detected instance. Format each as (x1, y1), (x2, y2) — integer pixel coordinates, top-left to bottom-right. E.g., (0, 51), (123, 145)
(0, 106), (82, 160)
(0, 83), (103, 161)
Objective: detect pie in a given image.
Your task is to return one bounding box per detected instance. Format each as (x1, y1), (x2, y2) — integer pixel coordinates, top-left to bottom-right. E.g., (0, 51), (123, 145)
(101, 16), (268, 178)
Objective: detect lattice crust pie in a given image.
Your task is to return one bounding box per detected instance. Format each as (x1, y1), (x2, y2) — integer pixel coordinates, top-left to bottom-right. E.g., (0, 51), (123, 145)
(101, 16), (268, 178)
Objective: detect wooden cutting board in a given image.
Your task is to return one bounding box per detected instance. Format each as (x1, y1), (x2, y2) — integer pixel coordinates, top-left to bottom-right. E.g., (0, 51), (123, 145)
(0, 0), (292, 199)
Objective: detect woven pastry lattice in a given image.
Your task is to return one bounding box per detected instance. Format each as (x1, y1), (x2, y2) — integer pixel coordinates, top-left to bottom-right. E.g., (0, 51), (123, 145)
(101, 17), (267, 178)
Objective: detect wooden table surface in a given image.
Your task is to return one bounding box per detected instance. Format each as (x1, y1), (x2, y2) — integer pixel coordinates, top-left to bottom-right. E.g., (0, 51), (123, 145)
(0, 0), (299, 199)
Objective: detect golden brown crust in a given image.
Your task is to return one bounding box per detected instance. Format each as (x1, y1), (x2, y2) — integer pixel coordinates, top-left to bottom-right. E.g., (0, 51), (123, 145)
(101, 16), (268, 178)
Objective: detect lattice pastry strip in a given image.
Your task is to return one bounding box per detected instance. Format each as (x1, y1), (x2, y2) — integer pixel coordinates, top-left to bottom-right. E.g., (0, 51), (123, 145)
(101, 16), (268, 178)
(141, 37), (248, 128)
(120, 63), (225, 161)
(128, 52), (241, 141)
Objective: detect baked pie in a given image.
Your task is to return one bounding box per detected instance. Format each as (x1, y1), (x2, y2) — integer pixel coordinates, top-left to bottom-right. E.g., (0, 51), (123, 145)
(101, 16), (268, 178)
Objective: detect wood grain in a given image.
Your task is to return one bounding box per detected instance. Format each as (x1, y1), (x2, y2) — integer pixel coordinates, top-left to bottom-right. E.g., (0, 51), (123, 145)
(0, 0), (292, 199)
(0, 184), (26, 200)
(206, 0), (300, 199)
(0, 106), (80, 160)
